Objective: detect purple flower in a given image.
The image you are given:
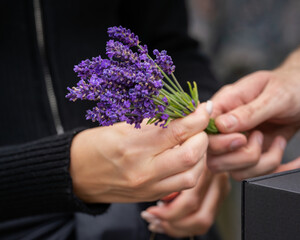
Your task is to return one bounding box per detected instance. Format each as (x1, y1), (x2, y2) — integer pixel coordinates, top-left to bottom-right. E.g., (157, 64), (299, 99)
(107, 26), (139, 47)
(162, 96), (169, 105)
(66, 26), (192, 129)
(106, 40), (139, 63)
(153, 49), (175, 75)
(157, 105), (165, 112)
(67, 52), (165, 128)
(138, 44), (148, 54)
(161, 114), (169, 120)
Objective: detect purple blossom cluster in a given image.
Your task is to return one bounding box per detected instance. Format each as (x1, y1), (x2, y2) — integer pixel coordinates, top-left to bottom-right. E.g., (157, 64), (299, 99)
(107, 26), (139, 47)
(67, 26), (177, 128)
(153, 49), (176, 75)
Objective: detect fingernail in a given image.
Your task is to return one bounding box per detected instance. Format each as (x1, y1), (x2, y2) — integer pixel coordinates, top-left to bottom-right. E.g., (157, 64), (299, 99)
(230, 139), (245, 151)
(157, 201), (165, 207)
(278, 137), (286, 150)
(151, 218), (162, 225)
(218, 114), (237, 131)
(256, 132), (263, 146)
(141, 211), (159, 223)
(205, 100), (213, 115)
(149, 223), (165, 234)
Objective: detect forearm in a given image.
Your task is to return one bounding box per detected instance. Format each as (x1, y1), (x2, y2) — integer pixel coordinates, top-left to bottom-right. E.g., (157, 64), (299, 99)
(0, 129), (109, 221)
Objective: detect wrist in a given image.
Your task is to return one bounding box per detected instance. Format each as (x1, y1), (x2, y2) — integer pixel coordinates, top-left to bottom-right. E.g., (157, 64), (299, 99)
(70, 128), (97, 203)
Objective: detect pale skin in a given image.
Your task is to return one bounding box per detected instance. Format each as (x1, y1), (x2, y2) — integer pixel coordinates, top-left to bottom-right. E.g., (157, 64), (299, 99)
(144, 48), (300, 237)
(142, 165), (230, 237)
(70, 103), (210, 203)
(207, 47), (300, 180)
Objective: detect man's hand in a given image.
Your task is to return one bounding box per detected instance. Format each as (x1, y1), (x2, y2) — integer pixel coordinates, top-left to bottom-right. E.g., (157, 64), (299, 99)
(141, 166), (230, 237)
(214, 69), (300, 133)
(206, 48), (300, 179)
(70, 104), (210, 203)
(207, 131), (289, 180)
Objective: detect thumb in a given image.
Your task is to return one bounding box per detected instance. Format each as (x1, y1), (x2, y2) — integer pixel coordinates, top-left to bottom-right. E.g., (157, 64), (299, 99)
(215, 90), (280, 133)
(274, 157), (300, 173)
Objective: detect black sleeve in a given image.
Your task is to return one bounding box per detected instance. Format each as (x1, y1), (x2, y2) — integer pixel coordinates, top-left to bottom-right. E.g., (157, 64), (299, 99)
(120, 0), (221, 102)
(0, 0), (217, 222)
(0, 129), (109, 221)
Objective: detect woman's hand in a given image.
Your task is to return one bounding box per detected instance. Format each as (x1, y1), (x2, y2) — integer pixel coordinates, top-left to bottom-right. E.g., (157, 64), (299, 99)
(141, 166), (230, 237)
(70, 104), (210, 203)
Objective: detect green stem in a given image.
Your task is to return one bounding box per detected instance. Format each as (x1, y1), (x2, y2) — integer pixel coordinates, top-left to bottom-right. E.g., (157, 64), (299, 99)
(171, 72), (184, 92)
(160, 89), (188, 108)
(159, 91), (192, 114)
(152, 98), (184, 114)
(205, 118), (220, 134)
(137, 45), (184, 94)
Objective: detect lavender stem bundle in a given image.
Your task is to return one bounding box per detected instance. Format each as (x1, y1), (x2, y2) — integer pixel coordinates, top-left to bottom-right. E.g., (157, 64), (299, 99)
(66, 26), (218, 133)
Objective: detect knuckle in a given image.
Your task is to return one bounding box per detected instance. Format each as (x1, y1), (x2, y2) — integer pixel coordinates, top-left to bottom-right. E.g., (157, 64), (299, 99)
(181, 148), (198, 167)
(243, 147), (261, 165)
(182, 173), (197, 189)
(127, 173), (147, 189)
(170, 124), (187, 144)
(121, 147), (135, 163)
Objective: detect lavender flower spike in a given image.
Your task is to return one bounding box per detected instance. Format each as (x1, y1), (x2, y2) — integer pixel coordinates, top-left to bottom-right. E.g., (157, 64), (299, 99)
(106, 40), (138, 63)
(153, 49), (175, 75)
(107, 26), (140, 47)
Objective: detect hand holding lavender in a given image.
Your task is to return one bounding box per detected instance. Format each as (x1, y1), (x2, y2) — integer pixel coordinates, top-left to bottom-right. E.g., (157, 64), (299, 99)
(66, 26), (218, 133)
(67, 26), (216, 239)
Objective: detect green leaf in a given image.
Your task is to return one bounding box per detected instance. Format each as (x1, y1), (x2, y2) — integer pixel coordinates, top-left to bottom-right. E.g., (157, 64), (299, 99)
(193, 82), (199, 107)
(187, 81), (194, 100)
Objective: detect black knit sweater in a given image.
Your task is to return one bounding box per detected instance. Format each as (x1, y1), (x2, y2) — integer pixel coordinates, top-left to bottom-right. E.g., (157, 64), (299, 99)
(0, 0), (219, 225)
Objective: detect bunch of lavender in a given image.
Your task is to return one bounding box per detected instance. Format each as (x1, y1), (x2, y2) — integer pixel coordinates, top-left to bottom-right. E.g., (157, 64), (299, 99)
(66, 26), (218, 133)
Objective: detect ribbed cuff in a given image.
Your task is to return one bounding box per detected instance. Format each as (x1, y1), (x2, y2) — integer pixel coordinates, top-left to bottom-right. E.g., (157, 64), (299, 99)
(0, 129), (109, 221)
